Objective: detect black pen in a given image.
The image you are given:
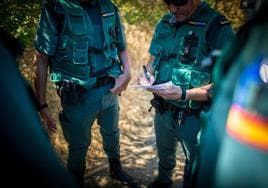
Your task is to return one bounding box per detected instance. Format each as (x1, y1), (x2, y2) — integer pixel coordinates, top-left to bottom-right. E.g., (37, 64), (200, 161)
(143, 65), (151, 81)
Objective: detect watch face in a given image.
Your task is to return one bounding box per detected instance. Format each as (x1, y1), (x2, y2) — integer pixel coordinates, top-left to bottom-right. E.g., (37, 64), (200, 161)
(260, 58), (268, 83)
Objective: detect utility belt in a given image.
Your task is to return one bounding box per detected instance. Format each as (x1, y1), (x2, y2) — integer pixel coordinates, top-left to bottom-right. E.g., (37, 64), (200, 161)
(92, 76), (115, 88)
(150, 95), (201, 125)
(56, 80), (87, 105)
(57, 76), (115, 105)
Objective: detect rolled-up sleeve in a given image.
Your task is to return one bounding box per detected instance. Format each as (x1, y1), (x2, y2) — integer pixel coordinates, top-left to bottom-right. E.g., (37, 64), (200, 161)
(148, 22), (161, 56)
(34, 7), (58, 56)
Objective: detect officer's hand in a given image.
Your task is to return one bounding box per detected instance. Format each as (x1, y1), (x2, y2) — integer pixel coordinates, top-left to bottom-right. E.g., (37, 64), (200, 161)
(148, 84), (182, 100)
(40, 108), (57, 134)
(137, 72), (155, 86)
(110, 71), (132, 95)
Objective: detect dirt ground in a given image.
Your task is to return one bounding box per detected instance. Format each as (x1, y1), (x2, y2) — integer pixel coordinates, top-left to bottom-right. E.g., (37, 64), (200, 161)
(45, 67), (186, 188)
(82, 25), (187, 185)
(82, 85), (186, 188)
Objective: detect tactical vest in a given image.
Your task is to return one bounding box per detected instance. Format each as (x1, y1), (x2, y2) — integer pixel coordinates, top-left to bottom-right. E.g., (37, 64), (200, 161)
(49, 0), (121, 88)
(150, 3), (222, 109)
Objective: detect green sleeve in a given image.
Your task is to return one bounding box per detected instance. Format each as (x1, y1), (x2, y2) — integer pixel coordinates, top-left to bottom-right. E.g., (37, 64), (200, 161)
(114, 8), (127, 51)
(212, 25), (235, 50)
(148, 21), (162, 56)
(206, 15), (235, 50)
(34, 6), (59, 56)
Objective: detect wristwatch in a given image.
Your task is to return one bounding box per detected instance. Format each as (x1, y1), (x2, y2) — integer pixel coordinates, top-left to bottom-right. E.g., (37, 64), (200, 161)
(180, 88), (187, 100)
(38, 103), (48, 111)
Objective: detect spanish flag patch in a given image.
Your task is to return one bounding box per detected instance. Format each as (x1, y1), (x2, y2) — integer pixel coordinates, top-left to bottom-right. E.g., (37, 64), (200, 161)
(226, 104), (268, 151)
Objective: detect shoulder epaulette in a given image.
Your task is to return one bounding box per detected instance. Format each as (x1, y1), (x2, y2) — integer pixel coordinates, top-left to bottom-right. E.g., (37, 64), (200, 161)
(220, 20), (231, 25)
(188, 20), (207, 27)
(102, 4), (116, 18)
(102, 12), (115, 18)
(217, 15), (231, 26)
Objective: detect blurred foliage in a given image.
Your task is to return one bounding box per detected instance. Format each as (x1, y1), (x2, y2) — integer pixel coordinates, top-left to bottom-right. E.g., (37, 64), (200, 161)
(0, 1), (41, 47)
(0, 0), (245, 48)
(113, 0), (166, 26)
(207, 0), (245, 31)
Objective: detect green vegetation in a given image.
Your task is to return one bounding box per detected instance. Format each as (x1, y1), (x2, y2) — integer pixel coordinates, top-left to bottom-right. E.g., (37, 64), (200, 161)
(0, 0), (244, 47)
(0, 1), (41, 47)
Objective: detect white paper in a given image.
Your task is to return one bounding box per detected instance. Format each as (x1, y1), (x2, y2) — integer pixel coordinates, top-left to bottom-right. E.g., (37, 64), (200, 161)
(131, 81), (173, 91)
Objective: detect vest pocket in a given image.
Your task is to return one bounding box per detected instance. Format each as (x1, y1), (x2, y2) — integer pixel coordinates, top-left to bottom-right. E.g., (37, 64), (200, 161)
(190, 70), (210, 87)
(67, 12), (87, 35)
(157, 30), (172, 39)
(73, 41), (89, 65)
(178, 32), (199, 66)
(189, 71), (210, 109)
(170, 68), (191, 108)
(172, 68), (191, 88)
(55, 37), (69, 62)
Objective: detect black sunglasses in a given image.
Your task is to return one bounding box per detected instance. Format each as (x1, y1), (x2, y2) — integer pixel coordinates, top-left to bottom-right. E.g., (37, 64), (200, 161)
(164, 0), (188, 6)
(172, 0), (188, 6)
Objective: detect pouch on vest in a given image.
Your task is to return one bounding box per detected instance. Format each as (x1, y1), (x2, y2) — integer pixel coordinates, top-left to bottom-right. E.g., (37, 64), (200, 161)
(178, 31), (199, 66)
(67, 7), (87, 35)
(169, 68), (192, 108)
(157, 29), (172, 39)
(189, 70), (210, 108)
(73, 41), (88, 64)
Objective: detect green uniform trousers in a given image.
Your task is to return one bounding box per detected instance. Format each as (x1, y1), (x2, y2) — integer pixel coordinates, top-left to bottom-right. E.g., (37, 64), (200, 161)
(59, 83), (120, 180)
(154, 110), (201, 184)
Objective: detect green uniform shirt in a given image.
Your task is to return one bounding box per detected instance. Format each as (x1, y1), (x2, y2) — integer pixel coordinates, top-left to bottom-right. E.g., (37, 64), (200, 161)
(149, 2), (234, 108)
(34, 0), (126, 87)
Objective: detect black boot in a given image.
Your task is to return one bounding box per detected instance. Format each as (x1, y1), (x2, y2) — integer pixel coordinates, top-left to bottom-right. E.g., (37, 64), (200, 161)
(183, 160), (193, 188)
(147, 179), (172, 188)
(109, 158), (139, 188)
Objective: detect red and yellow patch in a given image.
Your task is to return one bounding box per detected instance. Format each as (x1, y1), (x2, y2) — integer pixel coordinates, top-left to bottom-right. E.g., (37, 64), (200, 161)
(226, 104), (268, 151)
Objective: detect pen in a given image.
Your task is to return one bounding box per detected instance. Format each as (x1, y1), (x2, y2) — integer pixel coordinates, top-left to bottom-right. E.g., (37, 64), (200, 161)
(143, 65), (151, 81)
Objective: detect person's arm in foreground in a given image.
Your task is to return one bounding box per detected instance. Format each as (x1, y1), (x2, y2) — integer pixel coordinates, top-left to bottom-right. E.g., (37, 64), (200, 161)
(34, 51), (57, 134)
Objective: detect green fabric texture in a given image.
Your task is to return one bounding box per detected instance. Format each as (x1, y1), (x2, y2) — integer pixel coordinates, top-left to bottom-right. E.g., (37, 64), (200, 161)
(213, 24), (268, 188)
(195, 4), (268, 187)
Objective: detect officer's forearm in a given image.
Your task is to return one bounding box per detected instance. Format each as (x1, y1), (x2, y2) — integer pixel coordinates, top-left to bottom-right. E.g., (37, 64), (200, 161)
(146, 56), (155, 74)
(33, 51), (49, 105)
(119, 49), (131, 77)
(185, 83), (213, 101)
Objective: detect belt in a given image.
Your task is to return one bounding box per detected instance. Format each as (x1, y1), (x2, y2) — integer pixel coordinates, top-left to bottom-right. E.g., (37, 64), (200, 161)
(165, 103), (200, 116)
(92, 76), (115, 88)
(57, 80), (87, 92)
(151, 95), (202, 117)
